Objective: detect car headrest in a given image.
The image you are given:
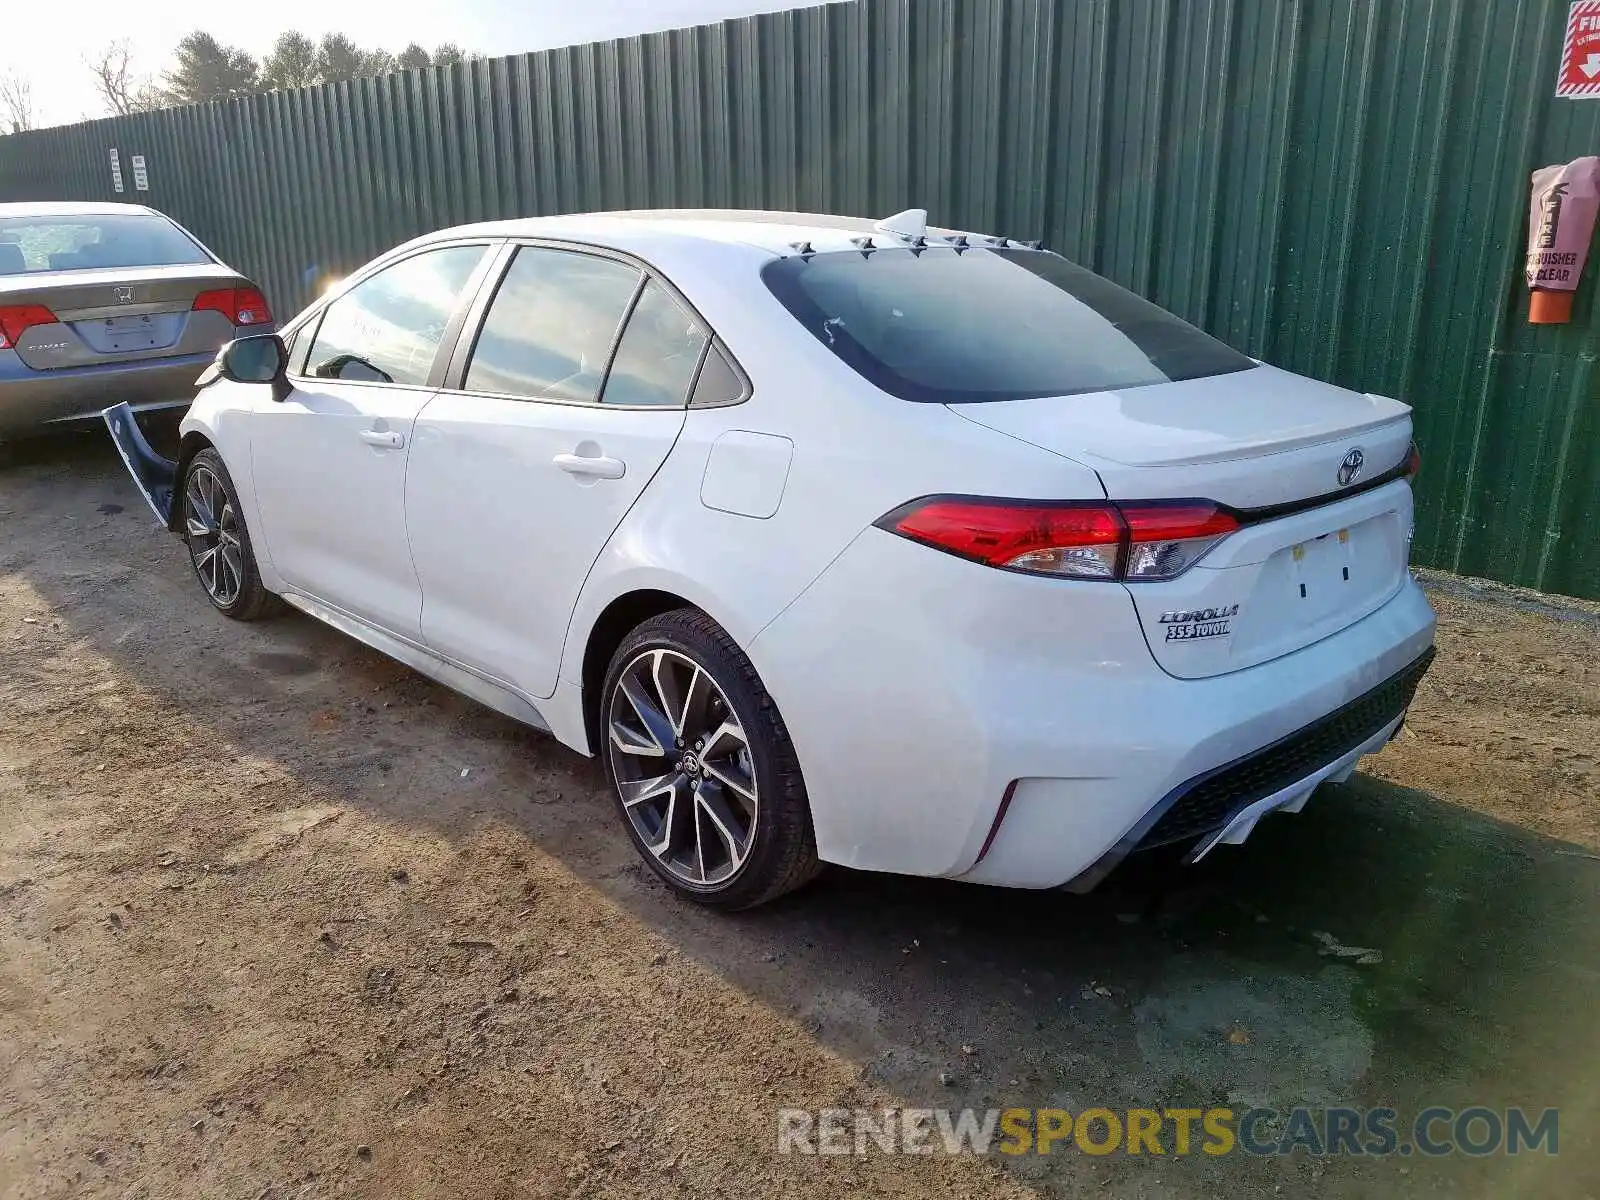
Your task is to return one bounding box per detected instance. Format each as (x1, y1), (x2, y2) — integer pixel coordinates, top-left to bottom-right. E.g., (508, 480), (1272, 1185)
(0, 243), (24, 275)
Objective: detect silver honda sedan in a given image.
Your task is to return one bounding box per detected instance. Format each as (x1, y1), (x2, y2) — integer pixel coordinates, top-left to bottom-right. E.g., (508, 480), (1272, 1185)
(0, 201), (273, 440)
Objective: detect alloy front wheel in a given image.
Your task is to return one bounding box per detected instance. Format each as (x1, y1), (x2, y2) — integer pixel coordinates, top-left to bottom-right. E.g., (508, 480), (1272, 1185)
(185, 464), (244, 607)
(180, 447), (282, 621)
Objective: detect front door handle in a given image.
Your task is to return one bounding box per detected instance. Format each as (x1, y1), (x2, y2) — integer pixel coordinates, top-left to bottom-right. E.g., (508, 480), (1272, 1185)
(359, 429), (405, 449)
(553, 452), (626, 480)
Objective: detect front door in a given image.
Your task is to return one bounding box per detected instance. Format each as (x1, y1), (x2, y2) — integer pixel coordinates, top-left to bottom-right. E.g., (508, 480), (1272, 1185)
(248, 243), (491, 639)
(406, 246), (711, 697)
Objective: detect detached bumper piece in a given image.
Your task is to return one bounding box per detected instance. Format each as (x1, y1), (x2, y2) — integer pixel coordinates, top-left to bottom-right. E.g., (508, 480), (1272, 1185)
(102, 401), (178, 525)
(1067, 647), (1435, 891)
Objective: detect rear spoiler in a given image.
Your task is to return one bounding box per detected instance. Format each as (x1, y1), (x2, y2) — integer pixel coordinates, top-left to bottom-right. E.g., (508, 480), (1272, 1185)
(102, 402), (177, 526)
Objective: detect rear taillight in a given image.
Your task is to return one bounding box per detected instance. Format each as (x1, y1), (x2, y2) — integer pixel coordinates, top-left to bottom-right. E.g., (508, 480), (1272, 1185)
(877, 496), (1239, 582)
(1403, 442), (1421, 479)
(0, 303), (59, 350)
(883, 497), (1125, 577)
(1118, 502), (1240, 580)
(192, 287), (272, 327)
(235, 287), (271, 325)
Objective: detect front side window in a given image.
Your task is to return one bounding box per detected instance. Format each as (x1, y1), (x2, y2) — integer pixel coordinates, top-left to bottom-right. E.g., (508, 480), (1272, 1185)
(465, 247), (641, 402)
(302, 245), (486, 386)
(0, 213), (211, 275)
(761, 246), (1255, 404)
(601, 280), (709, 407)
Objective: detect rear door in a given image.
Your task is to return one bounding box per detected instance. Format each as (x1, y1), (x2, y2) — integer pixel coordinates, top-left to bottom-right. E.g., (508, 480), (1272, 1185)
(406, 242), (708, 698)
(248, 242), (495, 639)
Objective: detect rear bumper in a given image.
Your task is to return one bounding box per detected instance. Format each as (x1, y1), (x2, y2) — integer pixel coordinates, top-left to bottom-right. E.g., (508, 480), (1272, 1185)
(750, 527), (1437, 888)
(102, 401), (179, 524)
(0, 348), (215, 437)
(1062, 646), (1434, 890)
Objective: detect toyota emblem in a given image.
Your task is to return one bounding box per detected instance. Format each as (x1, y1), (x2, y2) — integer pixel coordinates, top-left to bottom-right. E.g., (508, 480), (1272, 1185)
(1337, 447), (1365, 487)
(113, 286), (134, 304)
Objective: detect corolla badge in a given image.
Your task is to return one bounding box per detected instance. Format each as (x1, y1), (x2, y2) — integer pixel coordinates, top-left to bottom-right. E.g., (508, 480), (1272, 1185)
(1337, 447), (1365, 487)
(113, 286), (134, 303)
(1158, 604), (1239, 643)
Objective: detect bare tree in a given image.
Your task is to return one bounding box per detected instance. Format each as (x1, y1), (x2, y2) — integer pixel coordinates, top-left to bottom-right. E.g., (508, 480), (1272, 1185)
(90, 41), (136, 114)
(90, 41), (167, 115)
(0, 70), (35, 133)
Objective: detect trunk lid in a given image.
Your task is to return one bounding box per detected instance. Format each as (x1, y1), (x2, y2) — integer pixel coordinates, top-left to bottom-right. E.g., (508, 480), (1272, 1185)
(1119, 479), (1415, 679)
(0, 263), (248, 370)
(948, 363), (1411, 507)
(949, 365), (1416, 679)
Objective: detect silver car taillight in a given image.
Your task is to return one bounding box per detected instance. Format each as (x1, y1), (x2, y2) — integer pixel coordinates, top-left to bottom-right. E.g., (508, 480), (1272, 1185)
(0, 304), (59, 350)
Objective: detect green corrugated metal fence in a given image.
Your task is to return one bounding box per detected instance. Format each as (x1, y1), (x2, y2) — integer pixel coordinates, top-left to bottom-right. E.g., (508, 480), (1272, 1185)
(1, 0), (1597, 598)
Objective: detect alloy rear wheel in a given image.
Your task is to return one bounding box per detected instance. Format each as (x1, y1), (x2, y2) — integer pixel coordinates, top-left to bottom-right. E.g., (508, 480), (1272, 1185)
(608, 647), (760, 888)
(601, 609), (820, 908)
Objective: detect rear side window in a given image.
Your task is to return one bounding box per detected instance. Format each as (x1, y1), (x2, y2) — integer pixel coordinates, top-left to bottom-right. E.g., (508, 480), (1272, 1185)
(0, 213), (210, 275)
(691, 343), (746, 407)
(760, 246), (1254, 404)
(465, 247), (641, 402)
(302, 245), (485, 386)
(600, 280), (708, 407)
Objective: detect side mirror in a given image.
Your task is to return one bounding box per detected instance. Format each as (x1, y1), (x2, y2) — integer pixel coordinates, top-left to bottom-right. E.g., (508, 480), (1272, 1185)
(218, 334), (291, 402)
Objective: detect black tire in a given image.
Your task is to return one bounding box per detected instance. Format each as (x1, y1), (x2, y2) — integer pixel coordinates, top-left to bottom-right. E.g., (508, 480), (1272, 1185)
(180, 447), (284, 621)
(601, 608), (820, 909)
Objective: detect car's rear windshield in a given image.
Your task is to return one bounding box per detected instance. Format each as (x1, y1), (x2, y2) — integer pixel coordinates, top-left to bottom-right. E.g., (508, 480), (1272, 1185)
(0, 213), (210, 276)
(760, 246), (1254, 403)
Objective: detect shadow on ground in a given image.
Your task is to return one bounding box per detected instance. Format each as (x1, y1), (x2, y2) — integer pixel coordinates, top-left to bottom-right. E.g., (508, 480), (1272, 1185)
(3, 435), (1596, 1198)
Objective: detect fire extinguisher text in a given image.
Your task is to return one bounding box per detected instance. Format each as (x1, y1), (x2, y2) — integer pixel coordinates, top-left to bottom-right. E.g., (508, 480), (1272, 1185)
(1529, 250), (1582, 282)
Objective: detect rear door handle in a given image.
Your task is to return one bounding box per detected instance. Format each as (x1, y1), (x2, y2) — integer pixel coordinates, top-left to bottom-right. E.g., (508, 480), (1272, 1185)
(359, 429), (405, 449)
(553, 452), (626, 480)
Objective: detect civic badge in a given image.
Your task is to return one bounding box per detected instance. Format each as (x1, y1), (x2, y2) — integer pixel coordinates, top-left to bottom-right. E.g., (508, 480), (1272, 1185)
(113, 286), (135, 304)
(1337, 447), (1365, 487)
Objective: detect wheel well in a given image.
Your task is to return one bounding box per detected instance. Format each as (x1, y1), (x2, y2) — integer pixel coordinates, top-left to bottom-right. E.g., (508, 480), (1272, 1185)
(167, 432), (213, 532)
(581, 589), (695, 753)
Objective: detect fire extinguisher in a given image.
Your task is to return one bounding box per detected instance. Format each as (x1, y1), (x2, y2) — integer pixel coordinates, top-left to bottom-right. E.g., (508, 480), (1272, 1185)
(1526, 156), (1600, 324)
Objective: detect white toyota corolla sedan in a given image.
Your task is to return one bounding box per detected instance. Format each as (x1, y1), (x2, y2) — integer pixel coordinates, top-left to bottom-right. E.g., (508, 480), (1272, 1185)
(104, 208), (1436, 909)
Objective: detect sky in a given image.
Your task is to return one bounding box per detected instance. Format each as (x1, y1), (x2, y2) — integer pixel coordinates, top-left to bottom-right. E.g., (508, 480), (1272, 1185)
(1, 0), (840, 128)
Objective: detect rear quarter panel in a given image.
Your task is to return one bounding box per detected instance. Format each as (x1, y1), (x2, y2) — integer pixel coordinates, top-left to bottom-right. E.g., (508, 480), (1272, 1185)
(556, 241), (1109, 750)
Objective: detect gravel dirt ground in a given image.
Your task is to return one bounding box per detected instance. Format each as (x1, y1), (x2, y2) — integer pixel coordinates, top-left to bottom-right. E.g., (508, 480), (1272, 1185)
(1, 435), (1597, 1199)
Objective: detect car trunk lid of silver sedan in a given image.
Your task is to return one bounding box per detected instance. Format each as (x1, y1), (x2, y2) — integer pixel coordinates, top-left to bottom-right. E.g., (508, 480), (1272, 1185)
(0, 263), (249, 370)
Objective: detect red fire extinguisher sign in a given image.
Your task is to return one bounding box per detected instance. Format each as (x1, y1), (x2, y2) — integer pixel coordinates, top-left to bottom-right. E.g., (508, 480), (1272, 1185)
(1557, 1), (1600, 96)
